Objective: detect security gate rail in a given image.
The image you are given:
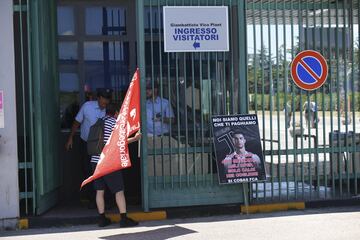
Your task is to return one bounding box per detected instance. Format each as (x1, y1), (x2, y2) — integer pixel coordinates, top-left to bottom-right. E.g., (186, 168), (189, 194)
(138, 0), (248, 209)
(247, 0), (360, 202)
(14, 0), (36, 215)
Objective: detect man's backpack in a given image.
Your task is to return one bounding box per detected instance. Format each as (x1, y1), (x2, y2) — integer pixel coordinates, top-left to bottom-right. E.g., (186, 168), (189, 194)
(87, 118), (105, 155)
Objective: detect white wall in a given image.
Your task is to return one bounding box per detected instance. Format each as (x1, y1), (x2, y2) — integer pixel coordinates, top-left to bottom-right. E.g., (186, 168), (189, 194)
(0, 0), (19, 230)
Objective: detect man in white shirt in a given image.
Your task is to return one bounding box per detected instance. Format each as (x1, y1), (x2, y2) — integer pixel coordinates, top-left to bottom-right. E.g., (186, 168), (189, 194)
(65, 88), (112, 207)
(146, 81), (174, 136)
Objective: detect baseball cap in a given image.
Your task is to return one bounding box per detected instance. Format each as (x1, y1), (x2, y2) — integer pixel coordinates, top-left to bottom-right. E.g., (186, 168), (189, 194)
(97, 88), (113, 99)
(146, 80), (159, 89)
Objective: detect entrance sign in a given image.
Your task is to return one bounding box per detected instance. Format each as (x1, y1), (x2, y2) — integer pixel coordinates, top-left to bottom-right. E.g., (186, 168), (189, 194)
(290, 50), (328, 91)
(211, 114), (266, 184)
(0, 91), (3, 128)
(163, 6), (229, 52)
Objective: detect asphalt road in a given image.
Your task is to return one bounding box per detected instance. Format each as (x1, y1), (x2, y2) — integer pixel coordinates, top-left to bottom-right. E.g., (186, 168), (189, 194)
(1, 206), (360, 240)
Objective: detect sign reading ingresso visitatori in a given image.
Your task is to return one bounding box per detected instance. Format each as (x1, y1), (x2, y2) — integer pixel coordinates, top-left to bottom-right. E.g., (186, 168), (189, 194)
(163, 6), (229, 52)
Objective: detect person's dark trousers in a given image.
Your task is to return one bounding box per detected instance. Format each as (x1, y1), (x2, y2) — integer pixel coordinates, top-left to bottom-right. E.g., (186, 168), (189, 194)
(79, 139), (96, 207)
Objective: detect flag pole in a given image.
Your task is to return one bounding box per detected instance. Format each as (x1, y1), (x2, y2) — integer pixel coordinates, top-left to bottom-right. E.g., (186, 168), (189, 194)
(137, 131), (141, 157)
(138, 138), (141, 157)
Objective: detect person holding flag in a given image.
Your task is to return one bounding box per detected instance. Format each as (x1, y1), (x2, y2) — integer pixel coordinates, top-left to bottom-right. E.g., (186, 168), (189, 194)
(81, 69), (142, 228)
(91, 102), (141, 227)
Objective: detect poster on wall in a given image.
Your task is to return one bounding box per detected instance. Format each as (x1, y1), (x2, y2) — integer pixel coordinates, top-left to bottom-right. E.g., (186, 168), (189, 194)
(0, 91), (4, 128)
(163, 6), (229, 52)
(211, 114), (266, 184)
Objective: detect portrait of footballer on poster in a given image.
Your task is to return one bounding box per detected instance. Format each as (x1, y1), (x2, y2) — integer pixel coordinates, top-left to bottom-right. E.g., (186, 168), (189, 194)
(211, 114), (266, 184)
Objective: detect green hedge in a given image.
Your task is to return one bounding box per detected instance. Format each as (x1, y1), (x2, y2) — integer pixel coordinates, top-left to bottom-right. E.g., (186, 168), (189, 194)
(249, 92), (360, 111)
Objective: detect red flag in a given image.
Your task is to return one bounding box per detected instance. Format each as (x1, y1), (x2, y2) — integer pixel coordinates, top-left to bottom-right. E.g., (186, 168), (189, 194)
(81, 68), (141, 188)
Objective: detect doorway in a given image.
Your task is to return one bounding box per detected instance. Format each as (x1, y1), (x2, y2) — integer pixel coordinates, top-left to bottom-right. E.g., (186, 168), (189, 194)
(57, 0), (141, 210)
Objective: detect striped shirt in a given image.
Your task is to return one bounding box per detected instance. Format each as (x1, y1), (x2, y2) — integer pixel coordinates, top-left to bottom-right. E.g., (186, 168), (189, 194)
(90, 115), (116, 163)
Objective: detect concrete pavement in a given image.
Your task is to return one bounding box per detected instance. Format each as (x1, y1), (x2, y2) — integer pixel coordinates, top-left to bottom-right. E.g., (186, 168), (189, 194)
(1, 206), (360, 240)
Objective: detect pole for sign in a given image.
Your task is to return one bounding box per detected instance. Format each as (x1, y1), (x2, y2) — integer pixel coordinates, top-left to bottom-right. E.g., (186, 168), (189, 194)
(238, 0), (250, 215)
(138, 137), (141, 157)
(242, 183), (249, 214)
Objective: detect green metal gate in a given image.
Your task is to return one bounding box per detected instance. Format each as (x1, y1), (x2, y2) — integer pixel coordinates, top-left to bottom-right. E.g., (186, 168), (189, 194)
(14, 0), (60, 215)
(137, 0), (249, 210)
(137, 0), (360, 209)
(246, 0), (360, 203)
(15, 0), (360, 215)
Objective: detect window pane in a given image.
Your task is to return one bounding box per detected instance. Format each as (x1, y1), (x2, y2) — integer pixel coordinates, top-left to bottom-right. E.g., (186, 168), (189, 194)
(85, 7), (126, 35)
(58, 42), (78, 60)
(144, 6), (163, 34)
(59, 72), (79, 129)
(57, 6), (75, 35)
(84, 42), (104, 61)
(59, 72), (79, 92)
(84, 41), (130, 98)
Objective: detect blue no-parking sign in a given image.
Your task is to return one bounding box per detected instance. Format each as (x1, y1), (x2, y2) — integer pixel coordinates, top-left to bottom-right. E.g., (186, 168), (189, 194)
(290, 50), (328, 91)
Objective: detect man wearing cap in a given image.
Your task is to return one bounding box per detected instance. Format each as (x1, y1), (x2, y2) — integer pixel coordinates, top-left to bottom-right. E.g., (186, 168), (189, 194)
(146, 81), (174, 136)
(65, 88), (112, 206)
